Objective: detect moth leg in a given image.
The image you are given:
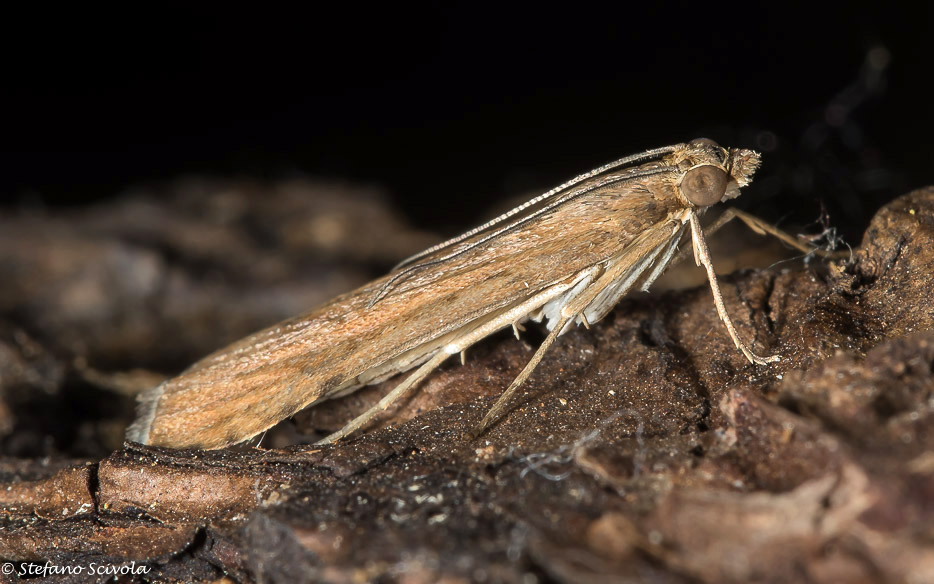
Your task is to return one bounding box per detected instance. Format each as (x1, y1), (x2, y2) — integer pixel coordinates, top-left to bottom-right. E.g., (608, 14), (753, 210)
(474, 230), (675, 437)
(511, 322), (524, 339)
(689, 213), (779, 365)
(473, 313), (574, 438)
(716, 207), (845, 255)
(320, 272), (598, 444)
(315, 350), (451, 444)
(673, 207), (847, 268)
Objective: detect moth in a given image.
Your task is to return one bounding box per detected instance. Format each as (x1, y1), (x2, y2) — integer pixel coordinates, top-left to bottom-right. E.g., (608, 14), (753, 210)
(128, 138), (808, 450)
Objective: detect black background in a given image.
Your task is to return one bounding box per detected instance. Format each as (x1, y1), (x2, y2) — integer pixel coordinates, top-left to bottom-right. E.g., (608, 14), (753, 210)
(2, 4), (932, 240)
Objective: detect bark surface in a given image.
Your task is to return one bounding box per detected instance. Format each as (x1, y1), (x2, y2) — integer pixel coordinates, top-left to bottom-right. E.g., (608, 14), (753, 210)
(1, 181), (932, 583)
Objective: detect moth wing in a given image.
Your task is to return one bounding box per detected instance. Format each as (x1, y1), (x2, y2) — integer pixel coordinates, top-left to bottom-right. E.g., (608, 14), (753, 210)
(129, 236), (612, 449)
(129, 151), (684, 449)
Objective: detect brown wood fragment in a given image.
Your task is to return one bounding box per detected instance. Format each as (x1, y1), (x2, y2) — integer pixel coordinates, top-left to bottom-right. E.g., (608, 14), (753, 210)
(0, 183), (932, 583)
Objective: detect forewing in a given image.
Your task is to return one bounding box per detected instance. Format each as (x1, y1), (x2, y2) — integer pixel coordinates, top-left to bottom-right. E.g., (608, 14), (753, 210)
(131, 153), (684, 448)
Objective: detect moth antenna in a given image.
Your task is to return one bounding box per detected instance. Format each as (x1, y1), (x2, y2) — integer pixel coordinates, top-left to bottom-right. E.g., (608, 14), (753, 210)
(369, 165), (680, 308)
(393, 146), (680, 271)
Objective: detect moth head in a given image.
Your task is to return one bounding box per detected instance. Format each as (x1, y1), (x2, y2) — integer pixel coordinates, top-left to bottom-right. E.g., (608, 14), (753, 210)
(677, 138), (761, 208)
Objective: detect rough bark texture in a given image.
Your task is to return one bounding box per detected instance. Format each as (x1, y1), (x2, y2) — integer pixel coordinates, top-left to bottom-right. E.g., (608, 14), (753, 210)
(1, 181), (932, 583)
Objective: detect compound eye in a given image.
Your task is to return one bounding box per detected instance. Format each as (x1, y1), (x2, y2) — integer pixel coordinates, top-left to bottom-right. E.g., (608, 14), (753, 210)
(689, 137), (720, 148)
(681, 165), (728, 206)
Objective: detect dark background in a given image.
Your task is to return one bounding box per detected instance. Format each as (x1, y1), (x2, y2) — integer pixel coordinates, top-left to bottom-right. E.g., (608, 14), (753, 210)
(2, 4), (932, 240)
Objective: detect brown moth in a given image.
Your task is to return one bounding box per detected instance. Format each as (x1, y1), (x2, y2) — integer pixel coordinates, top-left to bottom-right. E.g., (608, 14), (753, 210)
(128, 138), (788, 450)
